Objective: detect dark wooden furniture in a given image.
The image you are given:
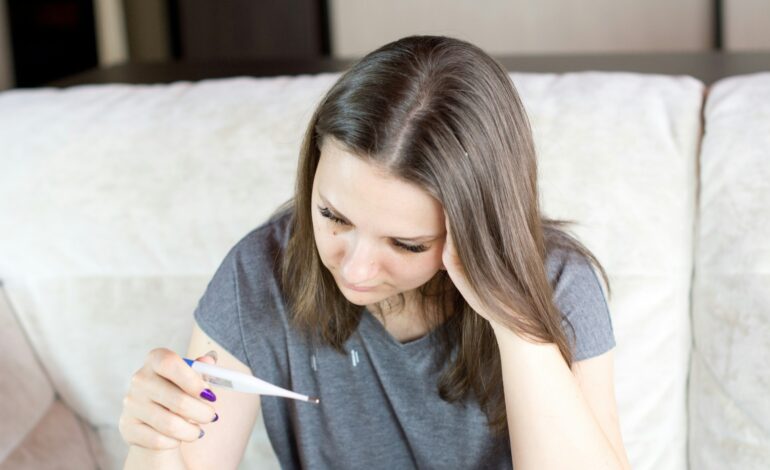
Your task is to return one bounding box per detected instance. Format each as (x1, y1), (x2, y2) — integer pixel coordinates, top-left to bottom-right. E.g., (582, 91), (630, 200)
(50, 51), (770, 88)
(170, 0), (329, 60)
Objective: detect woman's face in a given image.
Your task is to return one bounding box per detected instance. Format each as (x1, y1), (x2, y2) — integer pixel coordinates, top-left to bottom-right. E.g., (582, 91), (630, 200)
(311, 137), (446, 307)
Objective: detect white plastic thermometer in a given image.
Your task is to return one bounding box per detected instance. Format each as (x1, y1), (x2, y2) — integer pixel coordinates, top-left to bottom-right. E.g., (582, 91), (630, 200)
(183, 357), (320, 404)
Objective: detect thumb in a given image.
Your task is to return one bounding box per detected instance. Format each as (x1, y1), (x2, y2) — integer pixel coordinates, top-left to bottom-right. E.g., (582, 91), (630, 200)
(195, 350), (218, 365)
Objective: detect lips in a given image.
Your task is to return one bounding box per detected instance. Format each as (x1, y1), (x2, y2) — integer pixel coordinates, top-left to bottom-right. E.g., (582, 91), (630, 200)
(341, 280), (377, 292)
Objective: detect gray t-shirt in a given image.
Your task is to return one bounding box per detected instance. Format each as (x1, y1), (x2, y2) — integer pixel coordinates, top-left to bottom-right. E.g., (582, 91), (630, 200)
(194, 209), (615, 469)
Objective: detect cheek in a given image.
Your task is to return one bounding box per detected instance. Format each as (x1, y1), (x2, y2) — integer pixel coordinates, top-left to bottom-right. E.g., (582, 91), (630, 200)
(389, 252), (443, 288)
(312, 220), (343, 264)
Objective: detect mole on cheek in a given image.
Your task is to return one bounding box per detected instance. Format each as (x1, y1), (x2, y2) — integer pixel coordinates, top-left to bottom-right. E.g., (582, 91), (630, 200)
(333, 231), (338, 236)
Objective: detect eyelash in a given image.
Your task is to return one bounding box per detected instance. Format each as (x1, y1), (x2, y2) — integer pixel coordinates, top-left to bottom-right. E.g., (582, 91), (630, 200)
(317, 206), (428, 254)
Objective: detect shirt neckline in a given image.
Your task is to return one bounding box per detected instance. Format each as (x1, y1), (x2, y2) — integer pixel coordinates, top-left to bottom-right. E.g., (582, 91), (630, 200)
(360, 307), (444, 351)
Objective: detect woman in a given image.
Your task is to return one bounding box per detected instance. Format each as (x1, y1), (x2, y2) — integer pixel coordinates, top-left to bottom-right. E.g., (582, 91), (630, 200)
(120, 35), (631, 469)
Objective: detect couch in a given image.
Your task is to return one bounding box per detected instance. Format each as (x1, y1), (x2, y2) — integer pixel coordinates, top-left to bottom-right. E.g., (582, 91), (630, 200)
(0, 62), (768, 469)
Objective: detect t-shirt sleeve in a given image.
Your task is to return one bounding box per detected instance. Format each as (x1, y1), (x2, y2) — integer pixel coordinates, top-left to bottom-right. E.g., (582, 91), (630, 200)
(551, 251), (616, 362)
(193, 245), (251, 368)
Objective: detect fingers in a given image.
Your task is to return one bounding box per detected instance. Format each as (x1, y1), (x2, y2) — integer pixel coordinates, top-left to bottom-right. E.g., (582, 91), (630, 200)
(199, 350), (218, 363)
(119, 415), (190, 450)
(442, 213), (459, 271)
(195, 350), (217, 365)
(119, 348), (219, 450)
(140, 372), (218, 425)
(124, 394), (205, 444)
(149, 348), (215, 403)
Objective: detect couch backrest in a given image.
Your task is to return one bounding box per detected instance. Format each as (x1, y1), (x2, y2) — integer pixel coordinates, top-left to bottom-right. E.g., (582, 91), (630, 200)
(0, 72), (704, 469)
(522, 72), (703, 470)
(688, 72), (770, 469)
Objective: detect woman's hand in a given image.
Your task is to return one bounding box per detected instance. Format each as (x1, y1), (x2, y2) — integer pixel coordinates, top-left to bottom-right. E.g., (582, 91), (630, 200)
(441, 213), (495, 324)
(119, 348), (219, 450)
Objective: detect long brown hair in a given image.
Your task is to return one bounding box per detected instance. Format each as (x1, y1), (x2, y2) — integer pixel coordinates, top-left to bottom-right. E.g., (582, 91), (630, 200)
(277, 35), (610, 437)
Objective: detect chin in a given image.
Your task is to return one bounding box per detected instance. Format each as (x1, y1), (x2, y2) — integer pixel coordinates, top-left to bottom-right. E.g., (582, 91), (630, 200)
(344, 297), (369, 306)
(339, 286), (379, 302)
(337, 283), (389, 306)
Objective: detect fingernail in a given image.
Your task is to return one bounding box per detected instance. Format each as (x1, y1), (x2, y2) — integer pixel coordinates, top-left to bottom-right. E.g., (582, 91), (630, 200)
(198, 429), (205, 439)
(204, 350), (218, 362)
(200, 388), (217, 402)
(212, 413), (219, 423)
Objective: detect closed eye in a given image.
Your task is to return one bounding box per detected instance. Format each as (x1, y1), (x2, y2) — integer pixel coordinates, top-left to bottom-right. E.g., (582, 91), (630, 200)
(318, 206), (346, 225)
(317, 206), (428, 254)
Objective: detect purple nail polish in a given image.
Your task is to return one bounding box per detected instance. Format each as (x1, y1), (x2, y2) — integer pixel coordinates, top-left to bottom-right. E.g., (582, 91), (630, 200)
(212, 413), (219, 423)
(198, 428), (205, 439)
(200, 388), (216, 402)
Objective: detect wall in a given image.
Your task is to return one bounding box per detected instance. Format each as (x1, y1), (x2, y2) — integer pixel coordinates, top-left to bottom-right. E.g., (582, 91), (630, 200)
(94, 0), (128, 66)
(329, 0), (714, 58)
(2, 0), (770, 91)
(724, 0), (770, 51)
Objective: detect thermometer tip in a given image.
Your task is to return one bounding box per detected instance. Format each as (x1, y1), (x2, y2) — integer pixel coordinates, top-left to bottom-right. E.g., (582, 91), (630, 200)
(307, 396), (320, 404)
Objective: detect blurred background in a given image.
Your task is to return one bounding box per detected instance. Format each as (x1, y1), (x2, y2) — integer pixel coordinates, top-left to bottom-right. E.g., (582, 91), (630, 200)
(0, 0), (769, 90)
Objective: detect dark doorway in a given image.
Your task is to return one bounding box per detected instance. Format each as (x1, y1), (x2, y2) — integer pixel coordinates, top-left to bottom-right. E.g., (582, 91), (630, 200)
(7, 0), (99, 87)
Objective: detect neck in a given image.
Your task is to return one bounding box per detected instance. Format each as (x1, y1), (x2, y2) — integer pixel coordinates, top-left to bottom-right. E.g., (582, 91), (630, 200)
(369, 287), (426, 316)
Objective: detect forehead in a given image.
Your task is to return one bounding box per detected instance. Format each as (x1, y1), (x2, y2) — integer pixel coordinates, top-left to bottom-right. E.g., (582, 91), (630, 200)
(315, 138), (443, 238)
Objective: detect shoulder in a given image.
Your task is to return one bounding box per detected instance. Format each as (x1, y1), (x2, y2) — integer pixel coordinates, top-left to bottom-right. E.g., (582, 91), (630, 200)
(544, 247), (615, 362)
(224, 208), (294, 279)
(545, 247), (606, 301)
(193, 207), (294, 367)
(195, 206), (293, 309)
(232, 208), (293, 260)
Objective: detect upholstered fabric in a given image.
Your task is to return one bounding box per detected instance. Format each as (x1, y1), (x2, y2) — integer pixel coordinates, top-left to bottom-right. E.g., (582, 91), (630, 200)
(0, 400), (98, 470)
(689, 72), (770, 469)
(0, 286), (98, 468)
(0, 72), (704, 469)
(0, 285), (56, 460)
(522, 72), (703, 470)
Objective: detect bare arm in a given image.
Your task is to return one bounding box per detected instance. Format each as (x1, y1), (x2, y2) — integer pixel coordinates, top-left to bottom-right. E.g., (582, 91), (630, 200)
(179, 321), (263, 469)
(492, 323), (631, 470)
(124, 447), (188, 470)
(122, 321), (263, 470)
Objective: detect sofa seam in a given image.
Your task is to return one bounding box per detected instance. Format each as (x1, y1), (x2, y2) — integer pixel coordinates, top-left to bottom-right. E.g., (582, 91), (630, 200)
(684, 82), (708, 470)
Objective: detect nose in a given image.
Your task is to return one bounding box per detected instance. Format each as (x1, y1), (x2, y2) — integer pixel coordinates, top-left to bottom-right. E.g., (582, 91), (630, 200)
(340, 237), (379, 285)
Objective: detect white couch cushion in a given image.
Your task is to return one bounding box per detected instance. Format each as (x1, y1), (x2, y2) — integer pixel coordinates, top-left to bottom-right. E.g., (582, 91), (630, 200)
(0, 71), (703, 469)
(689, 72), (770, 469)
(522, 72), (702, 470)
(0, 285), (56, 462)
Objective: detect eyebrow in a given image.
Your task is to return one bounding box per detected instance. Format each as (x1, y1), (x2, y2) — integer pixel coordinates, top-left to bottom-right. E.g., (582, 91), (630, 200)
(318, 193), (442, 242)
